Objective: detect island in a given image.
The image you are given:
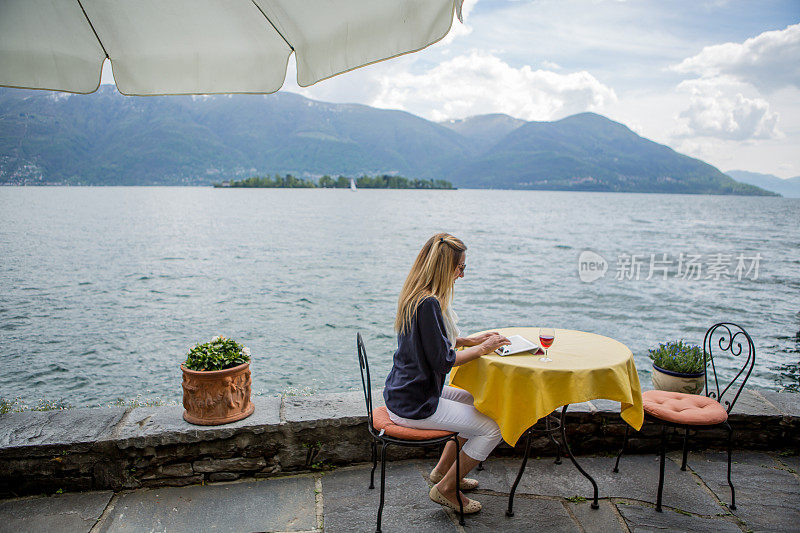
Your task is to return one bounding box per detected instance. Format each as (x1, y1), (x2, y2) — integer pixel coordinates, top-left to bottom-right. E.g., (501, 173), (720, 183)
(214, 174), (455, 189)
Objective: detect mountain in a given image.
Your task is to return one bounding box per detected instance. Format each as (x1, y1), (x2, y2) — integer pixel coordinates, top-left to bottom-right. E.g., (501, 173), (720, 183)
(438, 113), (526, 152)
(725, 170), (800, 198)
(0, 87), (468, 185)
(0, 87), (777, 195)
(443, 113), (773, 195)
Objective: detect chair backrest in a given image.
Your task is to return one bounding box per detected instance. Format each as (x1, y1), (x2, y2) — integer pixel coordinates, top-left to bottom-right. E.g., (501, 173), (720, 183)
(356, 332), (377, 435)
(703, 322), (755, 413)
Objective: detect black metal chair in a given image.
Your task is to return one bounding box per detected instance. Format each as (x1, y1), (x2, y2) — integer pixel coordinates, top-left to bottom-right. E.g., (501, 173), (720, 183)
(613, 322), (755, 512)
(356, 333), (465, 532)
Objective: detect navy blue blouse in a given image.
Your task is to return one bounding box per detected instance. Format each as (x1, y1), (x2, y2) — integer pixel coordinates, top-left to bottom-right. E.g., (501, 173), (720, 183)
(383, 296), (457, 419)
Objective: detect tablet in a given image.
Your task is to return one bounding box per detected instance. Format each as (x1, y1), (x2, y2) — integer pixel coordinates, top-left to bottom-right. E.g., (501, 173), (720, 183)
(495, 334), (542, 356)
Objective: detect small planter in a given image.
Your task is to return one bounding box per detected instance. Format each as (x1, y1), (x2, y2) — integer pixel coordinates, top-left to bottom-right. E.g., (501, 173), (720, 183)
(651, 364), (705, 395)
(181, 362), (254, 425)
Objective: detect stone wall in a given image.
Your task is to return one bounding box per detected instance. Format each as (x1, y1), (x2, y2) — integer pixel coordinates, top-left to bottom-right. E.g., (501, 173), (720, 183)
(1, 389), (797, 498)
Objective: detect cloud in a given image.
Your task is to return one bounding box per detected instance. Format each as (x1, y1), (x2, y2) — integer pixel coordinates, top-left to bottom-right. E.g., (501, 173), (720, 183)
(670, 23), (793, 143)
(436, 0), (478, 46)
(100, 58), (114, 85)
(370, 50), (617, 121)
(672, 23), (800, 92)
(674, 80), (781, 141)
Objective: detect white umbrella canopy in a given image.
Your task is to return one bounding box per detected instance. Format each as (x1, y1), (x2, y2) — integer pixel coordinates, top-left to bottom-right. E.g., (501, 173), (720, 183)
(0, 0), (464, 95)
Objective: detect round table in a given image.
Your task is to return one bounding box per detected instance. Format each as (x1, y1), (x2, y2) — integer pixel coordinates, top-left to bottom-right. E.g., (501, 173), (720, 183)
(449, 327), (644, 447)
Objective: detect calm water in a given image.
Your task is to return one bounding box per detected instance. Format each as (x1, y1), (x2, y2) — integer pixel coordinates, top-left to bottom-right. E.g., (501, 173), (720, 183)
(1, 187), (798, 407)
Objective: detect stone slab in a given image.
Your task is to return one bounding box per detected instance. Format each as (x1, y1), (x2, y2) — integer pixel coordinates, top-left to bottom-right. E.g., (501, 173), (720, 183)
(760, 391), (800, 418)
(208, 473), (240, 482)
(687, 451), (800, 532)
(589, 399), (621, 415)
(615, 501), (741, 533)
(321, 462), (455, 533)
(564, 401), (594, 414)
(97, 475), (315, 532)
(283, 390), (383, 425)
(468, 493), (579, 532)
(0, 490), (112, 533)
(114, 395), (281, 448)
(460, 454), (516, 488)
(567, 499), (626, 533)
(193, 457), (266, 473)
(0, 408), (126, 451)
(728, 389), (782, 417)
(140, 463), (193, 480)
(473, 455), (723, 516)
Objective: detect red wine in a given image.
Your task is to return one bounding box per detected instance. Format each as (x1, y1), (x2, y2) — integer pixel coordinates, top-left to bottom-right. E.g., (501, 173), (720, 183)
(539, 335), (554, 348)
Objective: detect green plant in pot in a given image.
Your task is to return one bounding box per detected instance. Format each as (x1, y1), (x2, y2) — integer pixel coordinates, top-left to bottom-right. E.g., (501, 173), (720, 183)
(181, 336), (254, 425)
(649, 340), (706, 394)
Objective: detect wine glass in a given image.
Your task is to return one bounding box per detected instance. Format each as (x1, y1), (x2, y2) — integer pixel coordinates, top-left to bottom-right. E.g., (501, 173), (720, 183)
(539, 328), (555, 362)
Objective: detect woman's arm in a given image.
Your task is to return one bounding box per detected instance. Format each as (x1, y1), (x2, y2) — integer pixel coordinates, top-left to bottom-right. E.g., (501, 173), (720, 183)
(453, 334), (510, 366)
(455, 332), (503, 349)
(416, 298), (510, 370)
(455, 336), (477, 348)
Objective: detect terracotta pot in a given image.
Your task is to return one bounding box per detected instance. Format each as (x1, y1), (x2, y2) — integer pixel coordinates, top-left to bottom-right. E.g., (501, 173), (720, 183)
(651, 364), (705, 395)
(181, 362), (255, 425)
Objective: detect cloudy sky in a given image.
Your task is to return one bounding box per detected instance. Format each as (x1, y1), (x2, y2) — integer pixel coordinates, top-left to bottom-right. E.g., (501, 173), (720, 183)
(104, 1), (798, 178)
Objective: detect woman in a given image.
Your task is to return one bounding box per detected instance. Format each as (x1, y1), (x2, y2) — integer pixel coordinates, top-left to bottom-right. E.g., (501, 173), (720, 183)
(383, 232), (511, 514)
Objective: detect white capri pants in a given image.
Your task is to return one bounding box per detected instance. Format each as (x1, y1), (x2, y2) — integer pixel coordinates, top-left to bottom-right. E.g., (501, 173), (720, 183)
(387, 385), (503, 461)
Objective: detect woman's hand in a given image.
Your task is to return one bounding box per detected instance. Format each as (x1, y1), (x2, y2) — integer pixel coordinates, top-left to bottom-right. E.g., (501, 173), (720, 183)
(459, 332), (502, 347)
(478, 333), (511, 355)
(453, 333), (511, 366)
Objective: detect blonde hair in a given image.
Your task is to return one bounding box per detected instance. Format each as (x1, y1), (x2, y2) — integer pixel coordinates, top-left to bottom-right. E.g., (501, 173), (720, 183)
(394, 233), (466, 334)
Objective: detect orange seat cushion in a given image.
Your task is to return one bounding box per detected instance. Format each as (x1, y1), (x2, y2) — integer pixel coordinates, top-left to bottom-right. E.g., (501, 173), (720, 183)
(643, 390), (728, 426)
(371, 406), (454, 440)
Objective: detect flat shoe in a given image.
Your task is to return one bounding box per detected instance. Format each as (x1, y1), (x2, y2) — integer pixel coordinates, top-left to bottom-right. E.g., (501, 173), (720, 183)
(429, 468), (479, 490)
(429, 485), (481, 514)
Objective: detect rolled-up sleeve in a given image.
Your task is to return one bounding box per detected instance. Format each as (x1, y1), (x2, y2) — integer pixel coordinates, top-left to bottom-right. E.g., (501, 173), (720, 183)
(417, 298), (457, 375)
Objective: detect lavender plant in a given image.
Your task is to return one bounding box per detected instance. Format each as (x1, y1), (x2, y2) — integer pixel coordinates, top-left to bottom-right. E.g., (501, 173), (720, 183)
(649, 340), (706, 374)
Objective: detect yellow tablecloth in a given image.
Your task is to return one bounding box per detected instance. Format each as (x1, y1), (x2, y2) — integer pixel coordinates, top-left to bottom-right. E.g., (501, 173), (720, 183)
(449, 327), (644, 446)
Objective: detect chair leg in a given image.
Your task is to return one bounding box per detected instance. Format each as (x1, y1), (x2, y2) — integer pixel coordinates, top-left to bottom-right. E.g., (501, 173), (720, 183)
(454, 437), (465, 526)
(725, 422), (736, 510)
(656, 425), (667, 513)
(613, 424), (629, 473)
(681, 427), (690, 471)
(507, 430), (532, 517)
(376, 442), (388, 533)
(369, 440), (377, 489)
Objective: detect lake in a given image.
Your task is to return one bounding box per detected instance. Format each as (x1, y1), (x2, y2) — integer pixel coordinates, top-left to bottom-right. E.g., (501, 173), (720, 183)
(1, 187), (798, 407)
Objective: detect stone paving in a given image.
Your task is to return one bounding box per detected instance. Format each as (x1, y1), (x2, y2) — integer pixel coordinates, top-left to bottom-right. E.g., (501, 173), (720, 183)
(1, 450), (798, 533)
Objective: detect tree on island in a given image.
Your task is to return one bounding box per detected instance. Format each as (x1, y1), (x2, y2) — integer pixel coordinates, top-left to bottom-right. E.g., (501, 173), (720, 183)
(221, 174), (316, 188)
(216, 174), (454, 189)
